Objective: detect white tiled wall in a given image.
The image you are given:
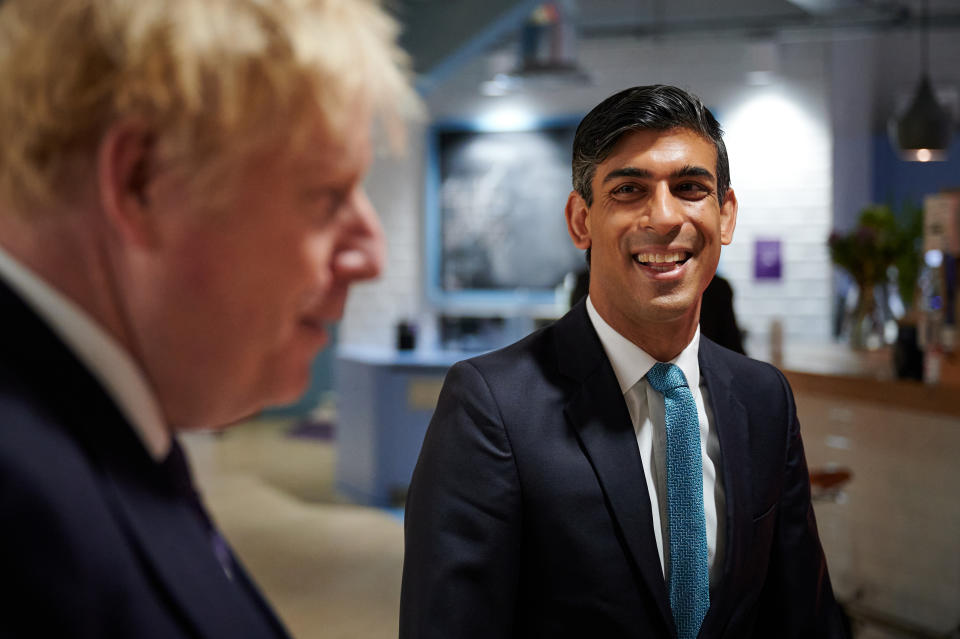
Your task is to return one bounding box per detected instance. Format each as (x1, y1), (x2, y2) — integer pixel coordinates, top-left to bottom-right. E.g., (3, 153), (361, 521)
(344, 36), (844, 347)
(340, 122), (427, 350)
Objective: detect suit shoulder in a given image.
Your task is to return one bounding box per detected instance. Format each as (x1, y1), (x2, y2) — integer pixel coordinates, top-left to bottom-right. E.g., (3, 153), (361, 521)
(0, 390), (130, 543)
(702, 339), (792, 399)
(0, 384), (156, 558)
(0, 389), (90, 473)
(0, 393), (176, 636)
(455, 323), (557, 385)
(436, 325), (565, 428)
(703, 338), (782, 375)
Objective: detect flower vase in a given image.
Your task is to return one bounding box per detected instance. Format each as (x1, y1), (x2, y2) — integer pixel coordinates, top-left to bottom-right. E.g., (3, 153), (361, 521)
(849, 283), (882, 350)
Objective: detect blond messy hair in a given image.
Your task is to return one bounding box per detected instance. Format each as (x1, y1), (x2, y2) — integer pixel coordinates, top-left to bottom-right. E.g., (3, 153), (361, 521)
(0, 0), (415, 211)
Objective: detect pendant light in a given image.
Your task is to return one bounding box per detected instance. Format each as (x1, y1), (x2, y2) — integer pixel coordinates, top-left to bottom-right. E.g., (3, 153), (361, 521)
(890, 0), (953, 162)
(479, 0), (589, 97)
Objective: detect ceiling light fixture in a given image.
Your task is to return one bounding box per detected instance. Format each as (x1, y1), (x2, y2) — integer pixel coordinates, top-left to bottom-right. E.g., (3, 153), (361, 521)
(889, 0), (953, 161)
(479, 0), (589, 96)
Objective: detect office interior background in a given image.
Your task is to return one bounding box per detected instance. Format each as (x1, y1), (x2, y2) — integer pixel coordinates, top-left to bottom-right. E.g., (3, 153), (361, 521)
(182, 1), (960, 637)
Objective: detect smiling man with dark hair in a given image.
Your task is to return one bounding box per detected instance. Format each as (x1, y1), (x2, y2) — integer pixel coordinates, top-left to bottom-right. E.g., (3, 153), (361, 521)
(401, 85), (846, 639)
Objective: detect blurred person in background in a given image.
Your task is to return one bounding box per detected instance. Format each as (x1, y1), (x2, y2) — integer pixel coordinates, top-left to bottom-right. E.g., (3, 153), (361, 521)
(0, 0), (412, 637)
(700, 274), (746, 355)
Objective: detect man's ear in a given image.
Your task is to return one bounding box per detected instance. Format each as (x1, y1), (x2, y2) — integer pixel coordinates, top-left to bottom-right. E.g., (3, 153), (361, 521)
(565, 190), (592, 250)
(97, 121), (158, 248)
(719, 187), (738, 245)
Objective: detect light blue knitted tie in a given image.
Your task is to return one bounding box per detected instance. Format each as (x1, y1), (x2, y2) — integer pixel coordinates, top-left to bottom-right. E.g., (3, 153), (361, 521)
(646, 362), (709, 639)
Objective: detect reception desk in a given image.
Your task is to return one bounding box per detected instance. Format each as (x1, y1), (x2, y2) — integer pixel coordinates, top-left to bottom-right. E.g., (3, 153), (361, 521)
(335, 346), (468, 507)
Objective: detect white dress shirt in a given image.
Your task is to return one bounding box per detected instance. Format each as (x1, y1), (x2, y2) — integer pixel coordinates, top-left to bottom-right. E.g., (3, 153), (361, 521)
(586, 296), (725, 586)
(0, 246), (171, 460)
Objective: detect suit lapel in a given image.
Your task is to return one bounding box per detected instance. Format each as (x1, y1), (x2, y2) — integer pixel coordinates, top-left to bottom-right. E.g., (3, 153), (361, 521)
(556, 303), (674, 632)
(0, 280), (287, 639)
(101, 451), (287, 639)
(698, 339), (752, 633)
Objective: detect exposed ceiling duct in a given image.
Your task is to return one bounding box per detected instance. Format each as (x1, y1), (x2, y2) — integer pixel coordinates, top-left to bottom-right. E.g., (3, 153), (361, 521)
(787, 0), (873, 13)
(573, 1), (960, 41)
(398, 0), (960, 97)
(396, 0), (543, 94)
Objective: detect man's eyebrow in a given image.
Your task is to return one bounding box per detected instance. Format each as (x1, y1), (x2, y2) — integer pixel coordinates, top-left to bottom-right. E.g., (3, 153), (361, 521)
(601, 167), (652, 184)
(672, 165), (715, 181)
(601, 165), (716, 184)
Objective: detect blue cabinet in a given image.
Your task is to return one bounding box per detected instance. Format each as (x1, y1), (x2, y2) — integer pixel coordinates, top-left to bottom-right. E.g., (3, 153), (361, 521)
(335, 347), (469, 507)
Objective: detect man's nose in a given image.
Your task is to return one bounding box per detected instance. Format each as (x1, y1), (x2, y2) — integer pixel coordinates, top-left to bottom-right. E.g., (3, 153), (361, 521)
(644, 182), (684, 235)
(332, 188), (385, 281)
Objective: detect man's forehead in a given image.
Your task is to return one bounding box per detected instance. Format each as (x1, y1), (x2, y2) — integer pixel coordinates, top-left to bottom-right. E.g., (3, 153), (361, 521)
(598, 127), (717, 173)
(282, 118), (372, 175)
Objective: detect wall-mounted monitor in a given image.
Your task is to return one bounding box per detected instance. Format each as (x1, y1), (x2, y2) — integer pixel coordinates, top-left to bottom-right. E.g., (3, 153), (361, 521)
(426, 116), (586, 314)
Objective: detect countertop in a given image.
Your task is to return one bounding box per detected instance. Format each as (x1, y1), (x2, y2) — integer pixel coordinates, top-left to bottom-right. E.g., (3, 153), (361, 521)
(746, 339), (960, 418)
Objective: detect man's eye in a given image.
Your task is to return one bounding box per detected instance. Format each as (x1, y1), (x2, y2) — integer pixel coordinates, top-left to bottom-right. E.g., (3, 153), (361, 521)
(611, 183), (641, 196)
(300, 188), (344, 220)
(675, 182), (710, 198)
(301, 187), (333, 202)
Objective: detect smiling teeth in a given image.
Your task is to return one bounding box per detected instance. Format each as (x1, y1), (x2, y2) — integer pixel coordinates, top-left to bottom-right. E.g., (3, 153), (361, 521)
(635, 252), (685, 264)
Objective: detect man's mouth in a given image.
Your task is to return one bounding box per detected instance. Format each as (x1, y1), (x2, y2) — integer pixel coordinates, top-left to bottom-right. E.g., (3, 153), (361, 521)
(633, 251), (692, 272)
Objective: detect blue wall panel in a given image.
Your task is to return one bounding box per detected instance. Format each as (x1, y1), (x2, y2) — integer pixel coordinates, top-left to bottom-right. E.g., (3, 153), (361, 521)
(872, 133), (960, 209)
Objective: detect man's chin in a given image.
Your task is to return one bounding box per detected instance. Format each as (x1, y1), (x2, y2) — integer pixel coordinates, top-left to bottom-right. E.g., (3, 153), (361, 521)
(629, 291), (702, 324)
(174, 368), (314, 430)
(268, 371), (314, 406)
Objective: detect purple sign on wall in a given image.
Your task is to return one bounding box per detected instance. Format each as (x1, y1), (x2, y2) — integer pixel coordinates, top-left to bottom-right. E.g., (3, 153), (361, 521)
(754, 239), (782, 280)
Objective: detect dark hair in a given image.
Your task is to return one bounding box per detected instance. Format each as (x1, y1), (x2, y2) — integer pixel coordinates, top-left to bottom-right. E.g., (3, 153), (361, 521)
(572, 85), (730, 208)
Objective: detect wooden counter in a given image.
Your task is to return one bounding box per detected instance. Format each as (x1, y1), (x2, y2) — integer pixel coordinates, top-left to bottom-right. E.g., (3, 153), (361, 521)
(783, 370), (960, 418)
(745, 339), (960, 418)
(764, 342), (960, 634)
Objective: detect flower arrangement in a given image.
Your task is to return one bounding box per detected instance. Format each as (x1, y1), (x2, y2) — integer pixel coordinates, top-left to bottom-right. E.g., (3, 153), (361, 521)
(828, 203), (923, 347)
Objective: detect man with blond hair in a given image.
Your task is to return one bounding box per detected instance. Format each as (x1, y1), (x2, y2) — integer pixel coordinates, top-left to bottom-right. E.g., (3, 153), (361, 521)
(0, 0), (412, 636)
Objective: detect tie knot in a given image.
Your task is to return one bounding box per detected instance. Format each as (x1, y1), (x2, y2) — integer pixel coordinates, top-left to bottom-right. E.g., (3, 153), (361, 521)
(646, 362), (688, 394)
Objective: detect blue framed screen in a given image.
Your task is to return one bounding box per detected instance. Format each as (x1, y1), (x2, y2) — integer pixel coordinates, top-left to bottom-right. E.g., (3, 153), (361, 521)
(425, 116), (585, 311)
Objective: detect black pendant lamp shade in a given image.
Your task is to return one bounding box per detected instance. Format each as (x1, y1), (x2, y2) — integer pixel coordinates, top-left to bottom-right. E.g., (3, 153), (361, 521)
(893, 74), (952, 161)
(890, 0), (953, 162)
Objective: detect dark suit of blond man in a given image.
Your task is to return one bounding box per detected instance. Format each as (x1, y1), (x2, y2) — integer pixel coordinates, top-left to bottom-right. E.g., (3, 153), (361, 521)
(0, 0), (414, 636)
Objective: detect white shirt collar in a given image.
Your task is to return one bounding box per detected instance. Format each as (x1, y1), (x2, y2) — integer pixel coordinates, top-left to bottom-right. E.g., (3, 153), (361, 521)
(586, 295), (701, 395)
(0, 245), (171, 460)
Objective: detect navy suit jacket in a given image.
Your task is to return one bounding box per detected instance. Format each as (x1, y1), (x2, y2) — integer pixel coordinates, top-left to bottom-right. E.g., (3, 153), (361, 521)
(0, 280), (290, 638)
(400, 300), (846, 638)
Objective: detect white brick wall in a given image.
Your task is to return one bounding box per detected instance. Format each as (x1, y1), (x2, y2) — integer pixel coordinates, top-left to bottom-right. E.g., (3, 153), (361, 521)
(339, 122), (427, 349)
(343, 35), (841, 348)
(718, 78), (834, 344)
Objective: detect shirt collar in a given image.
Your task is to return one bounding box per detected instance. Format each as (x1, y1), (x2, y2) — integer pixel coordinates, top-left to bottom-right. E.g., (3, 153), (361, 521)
(586, 295), (701, 395)
(0, 245), (171, 460)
